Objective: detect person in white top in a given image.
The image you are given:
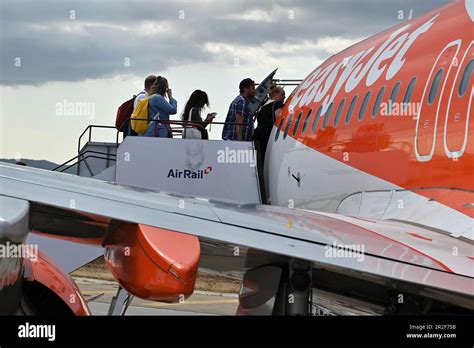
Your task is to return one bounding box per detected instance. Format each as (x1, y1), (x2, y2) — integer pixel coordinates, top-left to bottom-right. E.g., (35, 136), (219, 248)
(181, 90), (216, 139)
(133, 75), (156, 109)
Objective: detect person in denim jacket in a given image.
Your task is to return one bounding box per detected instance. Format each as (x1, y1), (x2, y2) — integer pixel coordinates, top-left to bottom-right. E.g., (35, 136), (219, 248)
(144, 76), (177, 137)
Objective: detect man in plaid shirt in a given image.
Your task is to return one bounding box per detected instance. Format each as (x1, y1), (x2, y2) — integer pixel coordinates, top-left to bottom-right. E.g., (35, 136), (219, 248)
(222, 78), (257, 141)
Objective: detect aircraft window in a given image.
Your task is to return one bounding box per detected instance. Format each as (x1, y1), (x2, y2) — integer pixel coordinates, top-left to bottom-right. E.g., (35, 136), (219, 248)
(274, 117), (284, 142)
(372, 86), (385, 118)
(301, 109), (313, 135)
(292, 111), (303, 136)
(428, 68), (444, 105)
(345, 95), (358, 124)
(283, 113), (294, 139)
(459, 59), (473, 97)
(311, 106), (322, 133)
(389, 81), (401, 102)
(334, 98), (346, 127)
(358, 91), (371, 121)
(322, 102), (334, 129)
(403, 77), (417, 105)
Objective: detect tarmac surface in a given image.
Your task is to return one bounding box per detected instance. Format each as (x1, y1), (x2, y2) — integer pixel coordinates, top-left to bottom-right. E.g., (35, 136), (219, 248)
(75, 277), (239, 316)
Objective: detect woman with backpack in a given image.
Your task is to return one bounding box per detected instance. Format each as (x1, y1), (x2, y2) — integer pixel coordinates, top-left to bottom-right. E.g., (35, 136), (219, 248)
(182, 90), (216, 139)
(144, 76), (177, 138)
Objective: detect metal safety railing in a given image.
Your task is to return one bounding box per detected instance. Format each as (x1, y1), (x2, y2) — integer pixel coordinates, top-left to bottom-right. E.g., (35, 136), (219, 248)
(56, 118), (244, 175)
(52, 150), (117, 176)
(272, 78), (303, 87)
(122, 118), (207, 140)
(120, 117), (242, 140)
(77, 125), (121, 154)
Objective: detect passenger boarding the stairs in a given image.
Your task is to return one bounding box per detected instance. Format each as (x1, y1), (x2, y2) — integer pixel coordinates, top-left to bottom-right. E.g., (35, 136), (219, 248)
(182, 90), (216, 140)
(143, 76), (178, 138)
(222, 78), (257, 141)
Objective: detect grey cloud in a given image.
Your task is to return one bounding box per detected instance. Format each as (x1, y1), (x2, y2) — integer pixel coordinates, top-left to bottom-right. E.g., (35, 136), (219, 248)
(0, 0), (450, 85)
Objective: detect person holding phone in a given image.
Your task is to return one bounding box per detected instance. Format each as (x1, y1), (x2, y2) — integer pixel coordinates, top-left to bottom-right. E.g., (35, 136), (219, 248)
(144, 76), (178, 138)
(182, 90), (216, 139)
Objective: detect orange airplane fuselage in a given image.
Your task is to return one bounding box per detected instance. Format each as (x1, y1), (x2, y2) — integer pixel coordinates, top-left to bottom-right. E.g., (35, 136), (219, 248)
(267, 0), (473, 224)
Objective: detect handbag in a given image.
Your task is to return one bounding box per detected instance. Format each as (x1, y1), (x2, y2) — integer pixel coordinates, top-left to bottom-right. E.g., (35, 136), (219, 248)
(183, 108), (202, 139)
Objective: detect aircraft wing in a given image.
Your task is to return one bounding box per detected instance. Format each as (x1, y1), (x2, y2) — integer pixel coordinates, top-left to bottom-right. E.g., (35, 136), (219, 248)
(0, 162), (472, 308)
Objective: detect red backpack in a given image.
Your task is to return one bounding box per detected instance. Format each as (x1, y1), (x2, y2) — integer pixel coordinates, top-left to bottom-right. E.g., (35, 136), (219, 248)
(115, 92), (145, 131)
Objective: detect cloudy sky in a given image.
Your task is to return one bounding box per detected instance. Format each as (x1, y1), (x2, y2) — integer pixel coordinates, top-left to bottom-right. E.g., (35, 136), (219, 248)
(0, 0), (449, 163)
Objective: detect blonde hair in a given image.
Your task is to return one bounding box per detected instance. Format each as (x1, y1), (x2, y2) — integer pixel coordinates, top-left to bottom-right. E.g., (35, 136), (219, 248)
(149, 76), (168, 96)
(269, 85), (284, 98)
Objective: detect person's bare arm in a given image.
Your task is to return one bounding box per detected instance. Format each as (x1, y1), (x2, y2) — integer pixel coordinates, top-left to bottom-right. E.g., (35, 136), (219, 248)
(235, 114), (244, 141)
(274, 107), (283, 120)
(233, 98), (246, 140)
(203, 112), (216, 128)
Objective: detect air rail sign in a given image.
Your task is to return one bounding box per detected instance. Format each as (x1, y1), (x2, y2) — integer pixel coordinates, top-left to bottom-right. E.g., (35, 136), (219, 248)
(116, 137), (262, 205)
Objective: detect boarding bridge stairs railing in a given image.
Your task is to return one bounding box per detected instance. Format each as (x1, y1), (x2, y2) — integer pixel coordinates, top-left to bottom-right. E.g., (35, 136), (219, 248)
(53, 120), (263, 205)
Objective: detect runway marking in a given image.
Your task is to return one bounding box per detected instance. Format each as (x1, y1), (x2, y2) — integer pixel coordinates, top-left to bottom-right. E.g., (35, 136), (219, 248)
(148, 299), (238, 307)
(82, 290), (117, 294)
(81, 290), (238, 306)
